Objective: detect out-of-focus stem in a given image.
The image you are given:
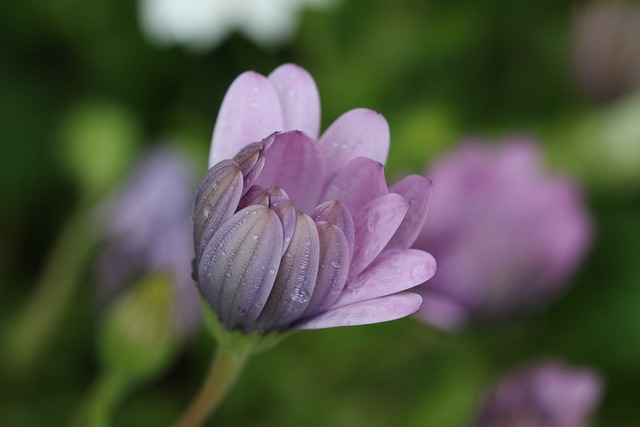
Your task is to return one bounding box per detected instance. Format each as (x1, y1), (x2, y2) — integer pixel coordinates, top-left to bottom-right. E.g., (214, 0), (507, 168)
(5, 208), (99, 380)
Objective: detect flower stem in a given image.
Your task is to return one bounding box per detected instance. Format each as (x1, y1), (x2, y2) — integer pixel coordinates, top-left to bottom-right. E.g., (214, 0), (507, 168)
(173, 345), (250, 427)
(5, 208), (99, 381)
(69, 370), (129, 427)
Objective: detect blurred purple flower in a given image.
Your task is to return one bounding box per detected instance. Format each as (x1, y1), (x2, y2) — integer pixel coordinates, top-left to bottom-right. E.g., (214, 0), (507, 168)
(475, 360), (603, 427)
(194, 64), (436, 332)
(96, 146), (201, 336)
(413, 139), (592, 331)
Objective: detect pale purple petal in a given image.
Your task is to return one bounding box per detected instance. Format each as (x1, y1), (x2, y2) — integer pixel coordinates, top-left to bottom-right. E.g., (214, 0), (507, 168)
(238, 185), (269, 209)
(265, 188), (296, 254)
(209, 72), (284, 166)
(335, 249), (436, 308)
(193, 160), (243, 261)
(268, 63), (321, 139)
(476, 360), (603, 427)
(248, 213), (320, 332)
(232, 142), (266, 193)
(319, 108), (390, 179)
(295, 292), (422, 330)
(349, 193), (409, 279)
(311, 201), (355, 262)
(198, 205), (283, 329)
(254, 130), (326, 212)
(386, 175), (433, 249)
(321, 157), (388, 219)
(301, 221), (350, 317)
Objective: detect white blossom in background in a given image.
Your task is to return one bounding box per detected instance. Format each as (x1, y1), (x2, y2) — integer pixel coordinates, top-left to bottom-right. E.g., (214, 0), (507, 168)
(139, 0), (336, 51)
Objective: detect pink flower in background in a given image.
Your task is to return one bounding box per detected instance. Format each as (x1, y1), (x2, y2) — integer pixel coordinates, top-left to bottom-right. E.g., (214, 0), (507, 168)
(475, 360), (603, 427)
(193, 64), (435, 332)
(413, 139), (592, 330)
(96, 146), (201, 336)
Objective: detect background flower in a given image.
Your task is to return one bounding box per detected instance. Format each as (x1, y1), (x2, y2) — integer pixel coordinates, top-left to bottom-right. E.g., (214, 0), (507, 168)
(96, 146), (201, 336)
(414, 139), (592, 331)
(475, 360), (602, 427)
(139, 0), (336, 51)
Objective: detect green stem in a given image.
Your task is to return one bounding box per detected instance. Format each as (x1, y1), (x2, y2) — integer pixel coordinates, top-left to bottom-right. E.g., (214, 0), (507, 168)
(6, 208), (99, 380)
(173, 345), (250, 427)
(70, 370), (129, 427)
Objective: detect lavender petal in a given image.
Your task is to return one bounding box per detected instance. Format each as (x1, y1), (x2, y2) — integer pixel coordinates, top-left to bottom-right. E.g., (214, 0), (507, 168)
(198, 205), (283, 329)
(295, 292), (422, 330)
(209, 72), (284, 167)
(386, 175), (433, 249)
(319, 108), (390, 180)
(349, 193), (409, 279)
(268, 63), (321, 139)
(247, 213), (320, 332)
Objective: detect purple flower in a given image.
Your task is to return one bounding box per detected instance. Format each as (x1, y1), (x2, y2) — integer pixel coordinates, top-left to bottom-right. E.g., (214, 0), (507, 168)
(475, 360), (603, 427)
(96, 146), (201, 336)
(413, 139), (592, 330)
(193, 64), (436, 332)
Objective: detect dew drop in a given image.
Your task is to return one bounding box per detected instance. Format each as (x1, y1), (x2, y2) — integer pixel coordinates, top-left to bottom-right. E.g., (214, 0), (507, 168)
(330, 260), (341, 269)
(203, 204), (213, 218)
(253, 234), (259, 240)
(290, 287), (310, 304)
(269, 268), (276, 274)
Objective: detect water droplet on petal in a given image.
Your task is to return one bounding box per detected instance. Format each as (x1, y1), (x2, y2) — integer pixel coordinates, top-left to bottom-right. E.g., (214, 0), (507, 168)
(253, 234), (259, 240)
(290, 287), (310, 304)
(330, 260), (341, 269)
(203, 203), (213, 218)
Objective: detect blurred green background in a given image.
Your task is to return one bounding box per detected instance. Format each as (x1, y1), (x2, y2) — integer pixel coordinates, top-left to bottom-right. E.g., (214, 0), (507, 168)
(2, 0), (640, 425)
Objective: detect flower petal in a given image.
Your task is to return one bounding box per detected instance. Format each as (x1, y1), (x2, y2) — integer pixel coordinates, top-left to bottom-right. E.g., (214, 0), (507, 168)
(349, 193), (409, 279)
(255, 130), (326, 212)
(321, 157), (388, 219)
(386, 175), (433, 249)
(268, 64), (321, 139)
(265, 188), (296, 254)
(334, 249), (436, 308)
(238, 185), (269, 209)
(311, 201), (355, 262)
(319, 108), (390, 179)
(198, 205), (283, 329)
(209, 72), (284, 167)
(295, 292), (422, 330)
(193, 160), (243, 262)
(247, 213), (320, 332)
(301, 221), (350, 318)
